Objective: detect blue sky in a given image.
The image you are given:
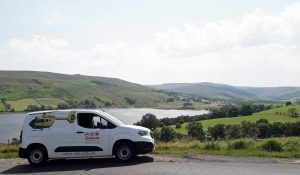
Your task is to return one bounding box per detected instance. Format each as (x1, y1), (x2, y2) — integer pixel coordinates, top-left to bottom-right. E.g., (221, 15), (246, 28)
(1, 0), (300, 86)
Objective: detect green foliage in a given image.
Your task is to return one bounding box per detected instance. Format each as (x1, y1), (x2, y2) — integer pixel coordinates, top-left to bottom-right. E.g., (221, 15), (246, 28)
(204, 142), (221, 150)
(160, 126), (177, 142)
(208, 124), (225, 140)
(187, 121), (205, 140)
(262, 140), (283, 152)
(225, 124), (241, 139)
(286, 101), (292, 106)
(176, 123), (182, 129)
(241, 121), (259, 138)
(288, 108), (299, 118)
(0, 71), (169, 110)
(137, 113), (161, 130)
(228, 140), (248, 150)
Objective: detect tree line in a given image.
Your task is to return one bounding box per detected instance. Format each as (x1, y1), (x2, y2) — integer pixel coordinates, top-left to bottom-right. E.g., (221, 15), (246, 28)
(134, 104), (273, 128)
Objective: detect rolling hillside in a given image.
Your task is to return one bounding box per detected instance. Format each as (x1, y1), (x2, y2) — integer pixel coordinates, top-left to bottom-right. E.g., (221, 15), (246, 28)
(150, 82), (300, 102)
(0, 71), (168, 111)
(170, 105), (300, 134)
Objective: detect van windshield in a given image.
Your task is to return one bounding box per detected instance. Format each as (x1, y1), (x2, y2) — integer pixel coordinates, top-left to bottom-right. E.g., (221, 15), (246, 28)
(102, 112), (126, 126)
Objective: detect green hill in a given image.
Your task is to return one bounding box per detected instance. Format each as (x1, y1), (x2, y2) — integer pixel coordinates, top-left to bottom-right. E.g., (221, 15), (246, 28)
(170, 105), (300, 134)
(150, 82), (300, 102)
(0, 71), (168, 111)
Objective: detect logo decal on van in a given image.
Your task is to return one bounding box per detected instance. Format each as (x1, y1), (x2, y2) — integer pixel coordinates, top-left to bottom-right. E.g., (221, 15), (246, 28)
(84, 131), (100, 143)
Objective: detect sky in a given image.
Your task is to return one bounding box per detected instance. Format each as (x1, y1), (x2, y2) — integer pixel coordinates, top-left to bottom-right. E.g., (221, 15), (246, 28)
(0, 0), (300, 87)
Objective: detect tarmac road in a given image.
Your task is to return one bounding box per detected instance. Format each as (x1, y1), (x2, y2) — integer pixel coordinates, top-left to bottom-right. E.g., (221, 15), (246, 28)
(0, 155), (300, 175)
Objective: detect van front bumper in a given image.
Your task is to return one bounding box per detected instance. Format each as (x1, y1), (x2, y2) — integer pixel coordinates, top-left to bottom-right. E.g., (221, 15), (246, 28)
(134, 141), (154, 154)
(18, 148), (27, 158)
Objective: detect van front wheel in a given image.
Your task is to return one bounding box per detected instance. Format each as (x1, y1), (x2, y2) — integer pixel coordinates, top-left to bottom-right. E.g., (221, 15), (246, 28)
(28, 146), (47, 165)
(115, 142), (136, 162)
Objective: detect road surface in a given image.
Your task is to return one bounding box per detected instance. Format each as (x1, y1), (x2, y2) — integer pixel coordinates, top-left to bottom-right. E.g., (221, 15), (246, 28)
(0, 155), (299, 175)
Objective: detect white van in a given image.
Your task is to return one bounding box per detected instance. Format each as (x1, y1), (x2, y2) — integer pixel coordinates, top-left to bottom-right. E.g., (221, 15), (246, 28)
(18, 110), (154, 165)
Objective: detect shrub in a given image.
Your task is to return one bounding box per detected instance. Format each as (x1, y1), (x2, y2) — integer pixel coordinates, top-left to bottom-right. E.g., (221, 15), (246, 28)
(187, 121), (205, 140)
(261, 140), (283, 152)
(160, 126), (177, 142)
(228, 140), (248, 150)
(138, 113), (161, 130)
(176, 123), (182, 129)
(208, 124), (225, 140)
(204, 142), (221, 150)
(225, 124), (241, 139)
(188, 142), (201, 149)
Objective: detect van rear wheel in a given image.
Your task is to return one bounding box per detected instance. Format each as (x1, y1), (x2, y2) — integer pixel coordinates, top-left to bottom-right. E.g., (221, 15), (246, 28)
(28, 146), (47, 165)
(114, 142), (136, 162)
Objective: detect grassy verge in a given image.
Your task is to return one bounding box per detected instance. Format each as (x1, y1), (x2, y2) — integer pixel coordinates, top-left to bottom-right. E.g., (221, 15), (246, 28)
(0, 144), (18, 159)
(1, 137), (300, 159)
(154, 137), (300, 158)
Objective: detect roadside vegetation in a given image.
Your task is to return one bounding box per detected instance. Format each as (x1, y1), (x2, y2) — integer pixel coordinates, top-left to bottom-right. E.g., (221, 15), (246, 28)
(135, 104), (300, 158)
(154, 137), (300, 158)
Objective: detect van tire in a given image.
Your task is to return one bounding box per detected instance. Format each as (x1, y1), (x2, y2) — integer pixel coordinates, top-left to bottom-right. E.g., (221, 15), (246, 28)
(114, 142), (136, 162)
(27, 146), (48, 166)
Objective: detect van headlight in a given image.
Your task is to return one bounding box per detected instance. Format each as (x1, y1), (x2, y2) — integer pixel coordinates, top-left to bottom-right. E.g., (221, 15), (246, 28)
(137, 129), (148, 136)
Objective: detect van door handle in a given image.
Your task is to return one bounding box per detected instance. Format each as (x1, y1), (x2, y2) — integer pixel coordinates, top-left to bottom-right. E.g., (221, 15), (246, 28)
(76, 131), (84, 134)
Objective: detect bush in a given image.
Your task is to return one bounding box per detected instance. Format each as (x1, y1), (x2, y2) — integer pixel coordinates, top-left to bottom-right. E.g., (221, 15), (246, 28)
(204, 142), (221, 150)
(160, 126), (177, 142)
(261, 140), (283, 152)
(225, 125), (241, 139)
(228, 140), (248, 150)
(175, 123), (182, 129)
(138, 113), (161, 130)
(208, 124), (225, 140)
(187, 121), (205, 140)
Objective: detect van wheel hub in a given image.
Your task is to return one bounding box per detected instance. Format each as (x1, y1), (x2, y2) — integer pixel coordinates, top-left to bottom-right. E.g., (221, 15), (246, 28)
(118, 146), (131, 160)
(30, 149), (43, 164)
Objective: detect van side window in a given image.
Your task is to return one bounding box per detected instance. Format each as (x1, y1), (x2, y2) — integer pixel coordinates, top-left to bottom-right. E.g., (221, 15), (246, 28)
(77, 113), (116, 129)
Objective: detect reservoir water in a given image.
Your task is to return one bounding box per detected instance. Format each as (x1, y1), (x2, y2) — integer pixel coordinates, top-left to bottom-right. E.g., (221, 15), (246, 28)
(0, 108), (208, 143)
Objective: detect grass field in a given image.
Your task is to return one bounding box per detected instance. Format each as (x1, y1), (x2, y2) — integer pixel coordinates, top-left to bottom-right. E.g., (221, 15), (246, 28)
(155, 137), (300, 158)
(0, 71), (169, 109)
(168, 105), (300, 134)
(7, 99), (40, 111)
(35, 98), (65, 107)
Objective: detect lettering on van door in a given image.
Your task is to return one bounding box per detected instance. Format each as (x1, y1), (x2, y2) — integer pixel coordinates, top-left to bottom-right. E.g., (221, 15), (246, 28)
(84, 131), (100, 143)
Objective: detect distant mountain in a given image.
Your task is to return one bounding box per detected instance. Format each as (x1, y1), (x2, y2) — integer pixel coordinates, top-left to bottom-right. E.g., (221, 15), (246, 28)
(149, 82), (300, 102)
(0, 71), (168, 109)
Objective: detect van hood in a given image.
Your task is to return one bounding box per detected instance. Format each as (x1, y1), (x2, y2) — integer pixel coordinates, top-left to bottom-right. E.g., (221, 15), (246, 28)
(121, 125), (150, 131)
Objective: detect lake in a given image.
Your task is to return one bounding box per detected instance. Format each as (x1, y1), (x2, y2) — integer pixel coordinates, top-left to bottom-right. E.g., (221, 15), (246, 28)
(0, 108), (208, 143)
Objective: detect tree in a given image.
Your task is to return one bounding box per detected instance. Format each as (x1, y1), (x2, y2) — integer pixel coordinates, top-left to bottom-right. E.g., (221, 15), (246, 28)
(187, 121), (205, 140)
(175, 123), (182, 129)
(288, 108), (299, 118)
(160, 126), (177, 142)
(57, 103), (70, 109)
(241, 121), (259, 138)
(40, 105), (46, 110)
(240, 104), (253, 116)
(271, 122), (286, 137)
(208, 124), (225, 140)
(139, 113), (161, 130)
(225, 124), (241, 139)
(286, 101), (292, 106)
(26, 105), (40, 112)
(257, 123), (272, 138)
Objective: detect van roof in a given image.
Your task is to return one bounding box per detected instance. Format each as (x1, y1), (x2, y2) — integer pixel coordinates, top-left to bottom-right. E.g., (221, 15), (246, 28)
(27, 109), (105, 115)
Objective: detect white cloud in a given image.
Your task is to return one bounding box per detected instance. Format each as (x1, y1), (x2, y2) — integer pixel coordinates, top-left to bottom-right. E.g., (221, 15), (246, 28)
(2, 2), (300, 86)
